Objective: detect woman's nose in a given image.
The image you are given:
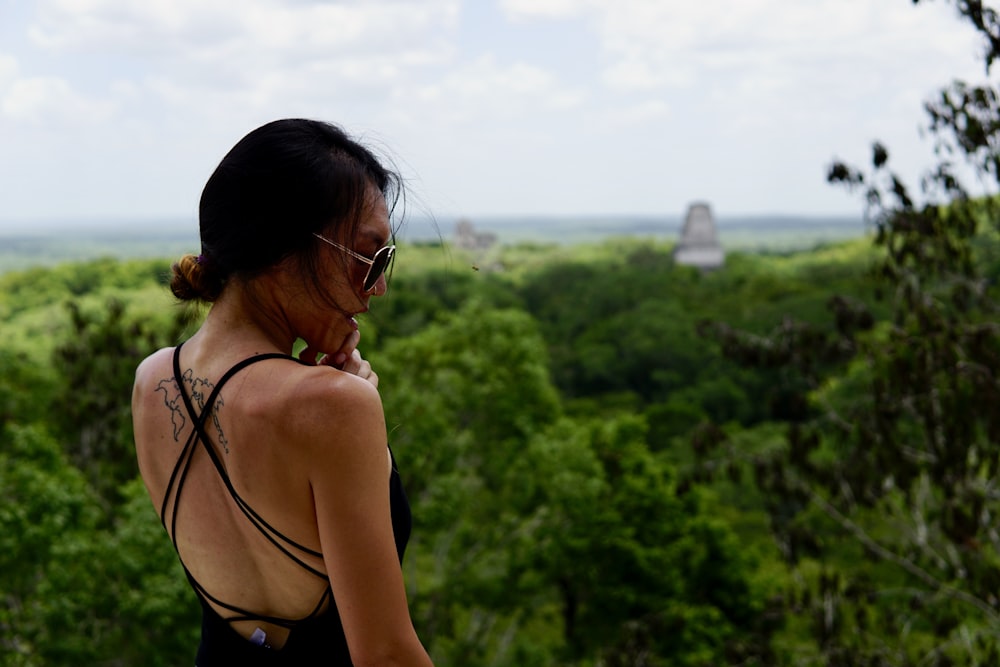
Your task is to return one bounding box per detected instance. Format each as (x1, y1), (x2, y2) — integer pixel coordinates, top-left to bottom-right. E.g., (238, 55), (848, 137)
(371, 273), (388, 297)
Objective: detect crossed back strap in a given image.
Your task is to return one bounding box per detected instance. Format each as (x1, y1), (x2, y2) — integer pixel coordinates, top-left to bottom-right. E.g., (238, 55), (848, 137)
(160, 342), (330, 628)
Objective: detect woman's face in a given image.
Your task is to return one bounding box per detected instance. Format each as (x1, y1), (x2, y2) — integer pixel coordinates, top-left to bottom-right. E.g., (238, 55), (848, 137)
(292, 189), (392, 355)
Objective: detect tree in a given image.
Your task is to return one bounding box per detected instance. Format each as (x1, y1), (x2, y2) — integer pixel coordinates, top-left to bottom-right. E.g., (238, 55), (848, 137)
(376, 301), (564, 665)
(698, 2), (1000, 663)
(0, 423), (199, 666)
(509, 415), (774, 666)
(0, 423), (100, 666)
(0, 349), (56, 429)
(30, 478), (199, 667)
(376, 301), (771, 665)
(50, 297), (194, 507)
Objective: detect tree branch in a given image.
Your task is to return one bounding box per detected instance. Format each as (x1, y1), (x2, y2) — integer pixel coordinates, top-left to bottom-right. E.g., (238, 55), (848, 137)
(806, 486), (1000, 622)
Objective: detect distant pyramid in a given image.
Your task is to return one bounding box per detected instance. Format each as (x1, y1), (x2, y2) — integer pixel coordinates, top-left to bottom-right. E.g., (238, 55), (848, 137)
(453, 218), (497, 250)
(673, 202), (724, 270)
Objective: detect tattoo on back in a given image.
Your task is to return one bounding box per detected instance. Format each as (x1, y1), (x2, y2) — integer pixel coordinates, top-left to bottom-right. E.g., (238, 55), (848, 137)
(155, 370), (231, 454)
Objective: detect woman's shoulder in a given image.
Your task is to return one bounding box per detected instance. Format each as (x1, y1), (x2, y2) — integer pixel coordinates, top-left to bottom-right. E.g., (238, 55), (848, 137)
(135, 344), (384, 446)
(234, 361), (388, 490)
(133, 346), (178, 394)
(275, 363), (386, 447)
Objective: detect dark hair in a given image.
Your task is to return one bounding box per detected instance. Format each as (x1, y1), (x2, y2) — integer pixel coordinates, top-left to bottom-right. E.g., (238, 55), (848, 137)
(171, 118), (401, 302)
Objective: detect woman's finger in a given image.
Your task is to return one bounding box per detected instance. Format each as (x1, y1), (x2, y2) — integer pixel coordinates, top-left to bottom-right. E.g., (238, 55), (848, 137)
(319, 329), (361, 368)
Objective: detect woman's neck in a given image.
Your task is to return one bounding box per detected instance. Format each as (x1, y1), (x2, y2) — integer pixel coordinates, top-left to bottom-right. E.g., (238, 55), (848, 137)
(194, 277), (297, 357)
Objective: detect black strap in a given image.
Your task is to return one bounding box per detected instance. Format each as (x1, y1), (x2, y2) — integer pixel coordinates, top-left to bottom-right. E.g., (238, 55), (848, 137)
(171, 345), (327, 567)
(162, 342), (332, 626)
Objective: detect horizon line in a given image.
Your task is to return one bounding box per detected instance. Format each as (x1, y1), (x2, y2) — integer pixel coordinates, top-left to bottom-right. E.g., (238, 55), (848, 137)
(0, 210), (865, 232)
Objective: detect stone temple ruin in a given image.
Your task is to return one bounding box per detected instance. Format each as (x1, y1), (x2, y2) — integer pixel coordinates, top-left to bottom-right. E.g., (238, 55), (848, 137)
(673, 202), (724, 270)
(453, 218), (498, 251)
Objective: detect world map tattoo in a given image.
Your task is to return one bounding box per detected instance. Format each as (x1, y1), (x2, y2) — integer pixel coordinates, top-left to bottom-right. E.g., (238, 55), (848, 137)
(155, 369), (231, 454)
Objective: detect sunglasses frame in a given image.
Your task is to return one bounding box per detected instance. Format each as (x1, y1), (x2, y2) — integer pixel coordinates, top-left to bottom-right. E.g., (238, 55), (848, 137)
(312, 232), (395, 293)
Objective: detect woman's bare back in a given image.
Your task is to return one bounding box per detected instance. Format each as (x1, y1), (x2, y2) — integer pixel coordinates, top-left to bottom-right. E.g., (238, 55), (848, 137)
(133, 343), (336, 648)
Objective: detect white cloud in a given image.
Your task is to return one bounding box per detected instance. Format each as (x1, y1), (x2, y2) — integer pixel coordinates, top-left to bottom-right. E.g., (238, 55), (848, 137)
(0, 54), (17, 83)
(23, 0), (461, 117)
(394, 54), (586, 125)
(504, 0), (983, 96)
(29, 0), (459, 63)
(0, 0), (993, 223)
(494, 0), (987, 208)
(608, 99), (670, 126)
(1, 75), (115, 124)
(602, 56), (691, 90)
(34, 1), (371, 48)
(499, 0), (582, 19)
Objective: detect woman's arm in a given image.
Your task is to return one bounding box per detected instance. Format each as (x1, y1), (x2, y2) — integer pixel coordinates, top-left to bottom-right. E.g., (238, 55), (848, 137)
(300, 373), (432, 667)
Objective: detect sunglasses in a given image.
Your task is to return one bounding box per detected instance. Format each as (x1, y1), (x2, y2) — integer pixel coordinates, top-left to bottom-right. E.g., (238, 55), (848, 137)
(312, 232), (395, 293)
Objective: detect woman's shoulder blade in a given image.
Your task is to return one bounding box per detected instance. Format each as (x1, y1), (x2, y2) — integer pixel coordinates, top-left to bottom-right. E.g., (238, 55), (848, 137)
(259, 364), (386, 453)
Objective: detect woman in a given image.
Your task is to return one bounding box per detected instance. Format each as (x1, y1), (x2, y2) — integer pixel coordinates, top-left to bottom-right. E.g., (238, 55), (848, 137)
(131, 119), (433, 666)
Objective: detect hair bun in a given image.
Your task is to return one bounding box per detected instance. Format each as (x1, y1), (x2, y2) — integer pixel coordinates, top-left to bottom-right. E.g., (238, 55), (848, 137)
(170, 253), (224, 302)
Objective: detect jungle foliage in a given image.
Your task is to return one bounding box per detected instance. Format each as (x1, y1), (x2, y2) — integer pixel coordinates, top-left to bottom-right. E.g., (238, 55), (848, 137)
(2, 223), (984, 666)
(3, 235), (809, 666)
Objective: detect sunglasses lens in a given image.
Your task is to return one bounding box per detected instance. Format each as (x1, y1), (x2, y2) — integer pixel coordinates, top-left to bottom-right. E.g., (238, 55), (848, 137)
(364, 246), (394, 292)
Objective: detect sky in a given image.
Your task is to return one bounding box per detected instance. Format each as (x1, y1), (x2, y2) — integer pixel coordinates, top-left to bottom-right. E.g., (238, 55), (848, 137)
(0, 0), (993, 231)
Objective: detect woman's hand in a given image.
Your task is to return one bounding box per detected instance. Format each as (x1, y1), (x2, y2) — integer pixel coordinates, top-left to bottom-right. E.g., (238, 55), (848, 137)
(332, 349), (378, 388)
(300, 329), (378, 388)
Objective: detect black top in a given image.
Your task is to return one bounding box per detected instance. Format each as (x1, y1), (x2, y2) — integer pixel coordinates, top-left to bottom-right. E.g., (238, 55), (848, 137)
(163, 343), (411, 666)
